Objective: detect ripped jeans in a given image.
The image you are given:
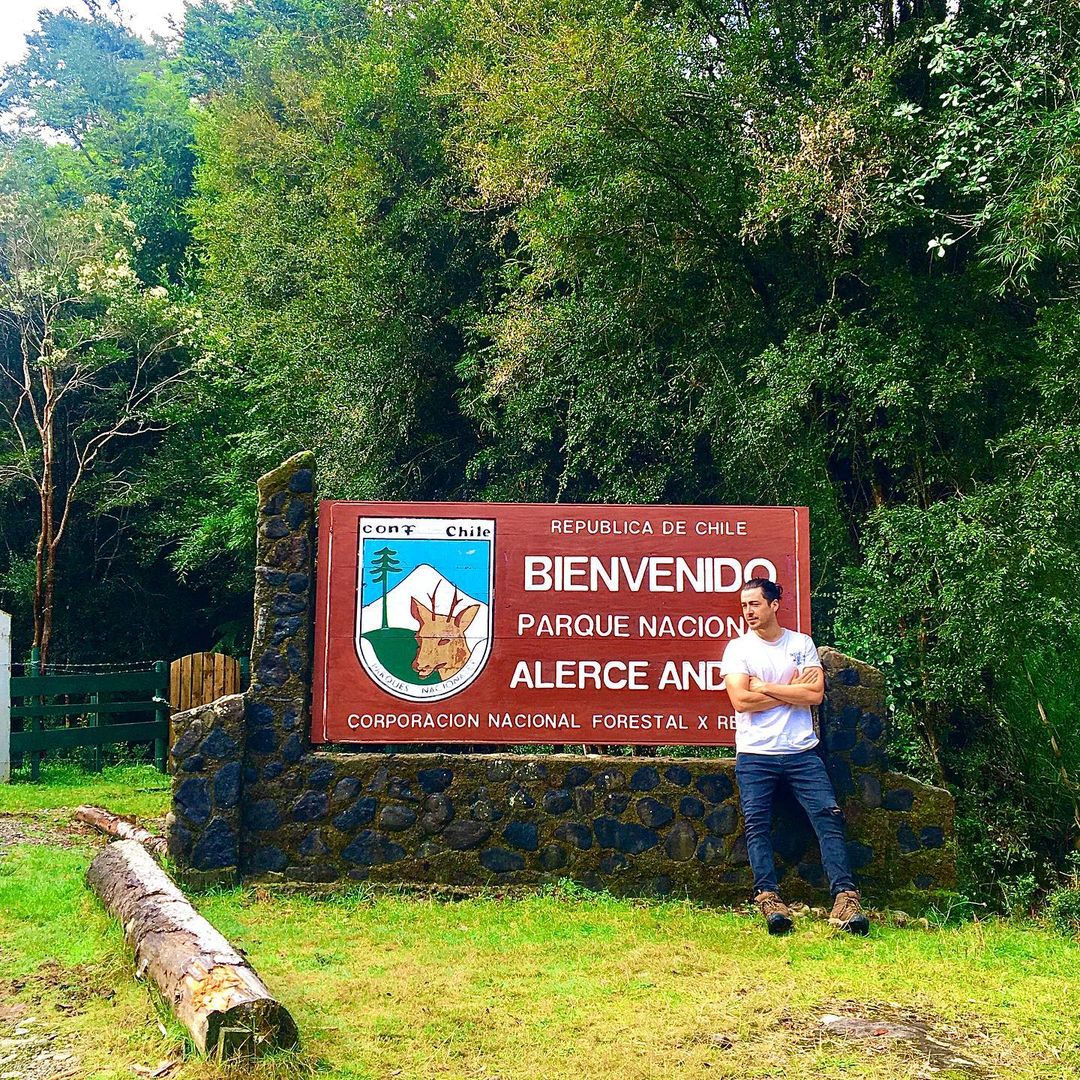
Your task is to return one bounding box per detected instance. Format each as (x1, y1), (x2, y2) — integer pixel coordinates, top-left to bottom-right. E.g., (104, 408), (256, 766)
(735, 748), (857, 898)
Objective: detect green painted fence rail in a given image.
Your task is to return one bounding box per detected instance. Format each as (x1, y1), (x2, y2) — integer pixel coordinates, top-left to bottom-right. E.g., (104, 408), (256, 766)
(11, 652), (170, 779)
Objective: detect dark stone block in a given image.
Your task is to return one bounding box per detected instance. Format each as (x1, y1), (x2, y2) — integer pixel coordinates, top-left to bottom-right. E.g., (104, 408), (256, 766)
(728, 835), (748, 865)
(287, 573), (309, 595)
(271, 616), (302, 645)
(250, 845), (287, 872)
(308, 763), (335, 789)
(332, 797), (377, 832)
(851, 740), (884, 768)
(503, 821), (539, 851)
(920, 826), (945, 849)
(368, 767), (389, 793)
(835, 666), (860, 686)
(883, 788), (915, 811)
(256, 651), (289, 688)
(573, 788), (595, 814)
(286, 498), (307, 530)
(244, 799), (282, 832)
(680, 796), (704, 819)
(272, 593), (307, 615)
(289, 468), (313, 493)
(214, 762), (242, 808)
(637, 798), (674, 829)
(248, 701), (275, 727)
(419, 768), (454, 794)
(471, 797), (496, 821)
(540, 844), (568, 871)
(704, 805), (738, 836)
(172, 725), (201, 759)
(244, 765), (258, 783)
(180, 754), (204, 773)
(421, 793), (453, 833)
(630, 766), (660, 792)
(342, 831), (406, 866)
(292, 790), (329, 822)
(859, 713), (884, 742)
(696, 836), (724, 864)
(481, 848), (525, 873)
(696, 773), (734, 804)
(915, 874), (936, 890)
(859, 775), (882, 809)
(282, 709), (299, 732)
(599, 853), (630, 874)
(506, 783), (535, 810)
(543, 789), (573, 815)
(897, 824), (921, 853)
(299, 830), (329, 857)
(605, 792), (630, 815)
(516, 761), (548, 781)
(389, 776), (422, 803)
(167, 819), (191, 859)
(248, 727), (277, 755)
(825, 728), (857, 753)
(595, 770), (625, 792)
(283, 769), (304, 790)
(665, 765), (692, 787)
(838, 704), (861, 730)
(665, 821), (697, 861)
(797, 860), (826, 888)
(282, 733), (305, 763)
(486, 760), (513, 782)
(554, 822), (593, 849)
(594, 816), (659, 855)
(827, 758), (854, 801)
(200, 726), (238, 761)
(263, 517), (289, 539)
(262, 491), (287, 515)
(192, 818), (237, 870)
(175, 778), (211, 826)
(263, 761), (283, 781)
(442, 819), (492, 850)
(563, 765), (591, 788)
(380, 803), (418, 832)
(846, 840), (874, 869)
(260, 568), (287, 586)
(286, 644), (304, 675)
(333, 777), (362, 805)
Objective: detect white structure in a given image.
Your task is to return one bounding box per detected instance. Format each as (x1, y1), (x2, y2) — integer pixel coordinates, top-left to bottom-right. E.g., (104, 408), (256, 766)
(0, 610), (10, 782)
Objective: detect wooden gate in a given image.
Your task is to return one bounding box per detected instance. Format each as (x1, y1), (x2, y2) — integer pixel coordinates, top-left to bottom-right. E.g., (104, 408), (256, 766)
(169, 652), (247, 714)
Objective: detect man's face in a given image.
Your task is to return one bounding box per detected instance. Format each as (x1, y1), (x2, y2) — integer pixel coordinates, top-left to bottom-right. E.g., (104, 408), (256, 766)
(741, 587), (779, 632)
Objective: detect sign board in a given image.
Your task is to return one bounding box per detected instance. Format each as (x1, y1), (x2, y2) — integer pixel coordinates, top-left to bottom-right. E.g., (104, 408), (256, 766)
(312, 503), (810, 746)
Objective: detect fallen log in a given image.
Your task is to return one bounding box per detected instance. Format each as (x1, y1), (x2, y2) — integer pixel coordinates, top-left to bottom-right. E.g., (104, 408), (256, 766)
(75, 805), (168, 857)
(86, 840), (298, 1059)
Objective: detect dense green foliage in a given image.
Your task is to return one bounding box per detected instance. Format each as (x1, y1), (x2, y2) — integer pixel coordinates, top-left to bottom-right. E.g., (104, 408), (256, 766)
(1, 0), (1079, 901)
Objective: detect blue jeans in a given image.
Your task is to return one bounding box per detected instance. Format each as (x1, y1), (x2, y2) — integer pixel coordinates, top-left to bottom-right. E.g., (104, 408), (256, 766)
(735, 749), (857, 898)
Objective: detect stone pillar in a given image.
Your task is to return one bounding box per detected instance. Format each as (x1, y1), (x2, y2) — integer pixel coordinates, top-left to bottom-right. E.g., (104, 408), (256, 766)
(241, 451), (318, 874)
(818, 648), (955, 896)
(165, 694), (245, 886)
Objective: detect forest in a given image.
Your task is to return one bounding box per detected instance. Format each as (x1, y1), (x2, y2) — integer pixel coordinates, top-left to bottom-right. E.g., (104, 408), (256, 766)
(0, 0), (1078, 904)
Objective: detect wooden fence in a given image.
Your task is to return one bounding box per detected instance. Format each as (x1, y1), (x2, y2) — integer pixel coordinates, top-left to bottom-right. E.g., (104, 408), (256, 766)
(6, 650), (249, 779)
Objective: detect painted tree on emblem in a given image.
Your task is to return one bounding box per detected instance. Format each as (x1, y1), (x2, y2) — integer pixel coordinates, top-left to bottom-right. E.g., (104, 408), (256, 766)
(369, 547), (402, 629)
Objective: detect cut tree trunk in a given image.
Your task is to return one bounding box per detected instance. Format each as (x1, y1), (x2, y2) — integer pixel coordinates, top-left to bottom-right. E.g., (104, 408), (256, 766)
(74, 805), (168, 857)
(86, 840), (298, 1059)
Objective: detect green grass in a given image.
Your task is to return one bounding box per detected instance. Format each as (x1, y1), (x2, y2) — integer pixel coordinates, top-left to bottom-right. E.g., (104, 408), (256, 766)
(0, 763), (169, 817)
(2, 769), (1079, 1078)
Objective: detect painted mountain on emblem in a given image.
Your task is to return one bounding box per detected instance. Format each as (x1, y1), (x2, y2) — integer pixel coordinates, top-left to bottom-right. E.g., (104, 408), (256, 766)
(358, 563), (489, 686)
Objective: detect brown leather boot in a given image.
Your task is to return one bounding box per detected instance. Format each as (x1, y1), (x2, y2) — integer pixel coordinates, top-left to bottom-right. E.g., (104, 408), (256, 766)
(829, 890), (870, 935)
(754, 891), (794, 935)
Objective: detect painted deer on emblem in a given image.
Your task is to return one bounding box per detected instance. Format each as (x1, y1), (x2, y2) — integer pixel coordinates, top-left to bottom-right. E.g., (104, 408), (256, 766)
(410, 581), (481, 680)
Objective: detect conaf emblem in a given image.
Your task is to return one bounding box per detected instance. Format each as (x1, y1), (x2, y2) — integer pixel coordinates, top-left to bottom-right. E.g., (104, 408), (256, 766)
(355, 517), (494, 701)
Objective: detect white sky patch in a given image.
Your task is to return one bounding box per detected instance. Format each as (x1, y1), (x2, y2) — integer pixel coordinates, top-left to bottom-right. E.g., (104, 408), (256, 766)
(0, 0), (187, 69)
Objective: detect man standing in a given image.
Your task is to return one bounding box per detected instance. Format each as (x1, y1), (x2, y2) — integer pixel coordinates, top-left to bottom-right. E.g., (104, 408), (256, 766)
(721, 578), (869, 936)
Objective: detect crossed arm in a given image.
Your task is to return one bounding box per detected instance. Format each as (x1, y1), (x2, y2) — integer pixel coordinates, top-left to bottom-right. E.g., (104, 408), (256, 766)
(724, 667), (825, 714)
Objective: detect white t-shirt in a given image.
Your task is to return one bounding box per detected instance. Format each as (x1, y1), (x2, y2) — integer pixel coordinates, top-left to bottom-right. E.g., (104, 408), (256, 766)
(721, 629), (821, 755)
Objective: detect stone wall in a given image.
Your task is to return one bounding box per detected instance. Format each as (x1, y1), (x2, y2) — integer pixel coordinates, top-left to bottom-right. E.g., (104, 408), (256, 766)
(166, 453), (956, 904)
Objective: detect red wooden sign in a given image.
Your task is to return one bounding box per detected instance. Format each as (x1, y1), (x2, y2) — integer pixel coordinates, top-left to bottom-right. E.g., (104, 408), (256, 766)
(311, 503), (810, 746)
